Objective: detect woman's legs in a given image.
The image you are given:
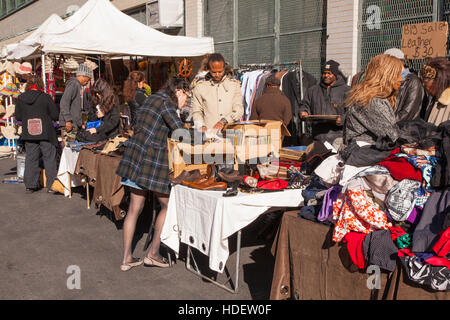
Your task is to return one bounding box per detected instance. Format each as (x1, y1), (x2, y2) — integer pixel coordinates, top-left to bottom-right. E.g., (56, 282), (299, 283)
(146, 192), (169, 261)
(122, 187), (147, 264)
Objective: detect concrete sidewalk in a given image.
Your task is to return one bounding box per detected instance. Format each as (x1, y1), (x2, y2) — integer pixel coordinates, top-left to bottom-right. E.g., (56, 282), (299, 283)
(0, 157), (276, 300)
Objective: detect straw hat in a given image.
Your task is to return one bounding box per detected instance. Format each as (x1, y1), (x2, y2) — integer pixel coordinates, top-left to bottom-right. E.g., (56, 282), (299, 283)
(5, 61), (15, 76)
(16, 62), (32, 75)
(84, 59), (98, 71)
(3, 103), (15, 118)
(1, 125), (19, 140)
(13, 62), (21, 74)
(0, 61), (6, 74)
(63, 57), (79, 73)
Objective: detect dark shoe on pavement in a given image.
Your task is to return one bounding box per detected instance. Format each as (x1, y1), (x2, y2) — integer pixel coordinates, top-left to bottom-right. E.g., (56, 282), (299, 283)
(25, 188), (39, 194)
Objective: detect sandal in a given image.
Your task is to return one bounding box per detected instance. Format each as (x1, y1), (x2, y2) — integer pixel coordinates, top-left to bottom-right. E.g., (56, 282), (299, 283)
(120, 257), (143, 271)
(144, 256), (170, 268)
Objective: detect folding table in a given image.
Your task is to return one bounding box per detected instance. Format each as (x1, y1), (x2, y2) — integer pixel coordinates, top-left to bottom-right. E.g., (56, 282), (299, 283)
(161, 184), (304, 293)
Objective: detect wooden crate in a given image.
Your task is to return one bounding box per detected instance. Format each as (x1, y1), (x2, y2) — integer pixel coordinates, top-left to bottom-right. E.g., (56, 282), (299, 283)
(168, 139), (235, 178)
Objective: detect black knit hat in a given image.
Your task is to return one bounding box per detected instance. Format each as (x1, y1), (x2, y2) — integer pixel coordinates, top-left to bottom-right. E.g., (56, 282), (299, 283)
(322, 60), (340, 78)
(265, 75), (281, 86)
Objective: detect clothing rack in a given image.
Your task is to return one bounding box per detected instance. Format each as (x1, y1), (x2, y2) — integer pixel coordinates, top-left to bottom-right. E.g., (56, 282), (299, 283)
(237, 60), (302, 72)
(236, 61), (306, 140)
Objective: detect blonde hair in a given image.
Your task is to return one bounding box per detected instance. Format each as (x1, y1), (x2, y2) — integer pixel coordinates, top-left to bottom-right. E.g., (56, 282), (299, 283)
(345, 54), (403, 108)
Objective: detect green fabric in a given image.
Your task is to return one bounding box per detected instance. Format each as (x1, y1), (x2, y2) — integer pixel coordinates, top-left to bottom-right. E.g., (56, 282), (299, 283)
(396, 233), (412, 249)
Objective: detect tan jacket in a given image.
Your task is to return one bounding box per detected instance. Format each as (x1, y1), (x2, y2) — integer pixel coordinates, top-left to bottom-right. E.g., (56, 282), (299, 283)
(191, 76), (244, 129)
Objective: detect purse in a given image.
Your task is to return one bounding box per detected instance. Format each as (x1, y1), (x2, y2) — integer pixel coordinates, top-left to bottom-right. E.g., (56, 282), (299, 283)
(257, 179), (288, 190)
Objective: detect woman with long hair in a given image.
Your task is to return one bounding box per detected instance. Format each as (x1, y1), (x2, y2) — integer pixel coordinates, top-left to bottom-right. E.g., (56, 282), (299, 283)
(421, 57), (450, 126)
(15, 74), (59, 193)
(116, 76), (191, 271)
(123, 71), (147, 127)
(76, 78), (121, 142)
(343, 54), (404, 146)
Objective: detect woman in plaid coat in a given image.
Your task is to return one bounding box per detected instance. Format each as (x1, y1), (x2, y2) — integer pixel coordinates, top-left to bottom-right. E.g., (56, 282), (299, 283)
(116, 76), (191, 271)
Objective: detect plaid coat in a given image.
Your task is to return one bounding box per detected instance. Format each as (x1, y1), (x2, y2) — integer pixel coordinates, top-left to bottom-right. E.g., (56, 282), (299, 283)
(116, 92), (184, 194)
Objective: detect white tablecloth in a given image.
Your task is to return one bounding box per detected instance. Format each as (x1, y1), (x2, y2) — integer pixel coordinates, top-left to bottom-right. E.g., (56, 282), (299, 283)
(57, 147), (82, 197)
(161, 185), (304, 273)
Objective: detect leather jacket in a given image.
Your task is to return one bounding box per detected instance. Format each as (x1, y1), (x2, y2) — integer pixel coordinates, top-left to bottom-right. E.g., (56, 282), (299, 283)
(395, 73), (425, 122)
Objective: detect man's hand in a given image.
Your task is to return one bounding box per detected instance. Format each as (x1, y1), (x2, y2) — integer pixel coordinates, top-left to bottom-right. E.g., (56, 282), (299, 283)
(212, 122), (225, 131)
(65, 122), (73, 132)
(336, 116), (342, 125)
(300, 112), (309, 119)
(87, 128), (97, 135)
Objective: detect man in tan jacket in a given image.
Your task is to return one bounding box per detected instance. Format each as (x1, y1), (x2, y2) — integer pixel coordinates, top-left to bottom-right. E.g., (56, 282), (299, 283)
(192, 53), (244, 132)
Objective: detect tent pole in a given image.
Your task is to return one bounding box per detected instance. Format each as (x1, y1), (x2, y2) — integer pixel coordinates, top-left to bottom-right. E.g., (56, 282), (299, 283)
(41, 54), (47, 93)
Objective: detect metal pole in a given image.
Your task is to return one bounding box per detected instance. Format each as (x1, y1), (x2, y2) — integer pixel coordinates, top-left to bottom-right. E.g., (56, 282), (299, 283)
(41, 54), (47, 93)
(432, 0), (440, 22)
(232, 0), (238, 68)
(274, 0), (280, 65)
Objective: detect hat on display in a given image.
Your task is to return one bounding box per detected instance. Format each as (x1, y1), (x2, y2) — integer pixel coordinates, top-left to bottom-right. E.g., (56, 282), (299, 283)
(5, 61), (15, 76)
(76, 63), (92, 78)
(0, 104), (5, 114)
(84, 59), (98, 71)
(3, 104), (15, 118)
(0, 83), (19, 97)
(322, 60), (341, 77)
(384, 48), (405, 60)
(1, 125), (19, 140)
(0, 61), (6, 74)
(16, 62), (32, 75)
(13, 62), (21, 74)
(63, 57), (79, 73)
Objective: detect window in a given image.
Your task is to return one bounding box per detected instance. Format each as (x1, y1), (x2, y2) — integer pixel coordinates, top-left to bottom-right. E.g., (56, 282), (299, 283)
(0, 0), (36, 20)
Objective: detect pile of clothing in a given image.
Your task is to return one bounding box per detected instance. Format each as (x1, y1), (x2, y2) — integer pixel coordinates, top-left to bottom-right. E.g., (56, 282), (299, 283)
(296, 120), (450, 291)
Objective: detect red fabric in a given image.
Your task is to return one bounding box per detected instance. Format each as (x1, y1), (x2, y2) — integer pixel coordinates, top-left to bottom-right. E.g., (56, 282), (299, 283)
(432, 227), (450, 257)
(342, 232), (367, 269)
(257, 179), (288, 190)
(390, 226), (407, 241)
(398, 248), (415, 257)
(424, 256), (450, 269)
(378, 148), (422, 182)
(27, 85), (44, 92)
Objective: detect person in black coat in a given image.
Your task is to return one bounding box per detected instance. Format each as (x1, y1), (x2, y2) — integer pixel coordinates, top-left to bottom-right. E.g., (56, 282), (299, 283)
(15, 74), (59, 194)
(299, 60), (350, 141)
(76, 79), (120, 143)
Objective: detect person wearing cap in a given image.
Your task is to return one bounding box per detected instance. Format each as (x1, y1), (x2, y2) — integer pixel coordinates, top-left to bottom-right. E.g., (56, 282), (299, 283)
(58, 63), (91, 143)
(249, 75), (292, 127)
(383, 48), (424, 122)
(299, 60), (350, 141)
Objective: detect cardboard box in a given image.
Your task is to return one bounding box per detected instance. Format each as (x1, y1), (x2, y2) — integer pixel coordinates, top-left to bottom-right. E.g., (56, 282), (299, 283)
(168, 139), (235, 178)
(225, 120), (291, 161)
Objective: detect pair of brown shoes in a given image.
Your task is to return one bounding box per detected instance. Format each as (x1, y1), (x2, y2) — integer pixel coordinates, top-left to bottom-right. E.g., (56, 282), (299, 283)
(188, 177), (227, 191)
(182, 164), (227, 190)
(171, 169), (201, 184)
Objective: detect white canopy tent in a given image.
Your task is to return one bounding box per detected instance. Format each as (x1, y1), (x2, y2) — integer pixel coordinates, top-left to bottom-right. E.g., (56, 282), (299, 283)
(8, 0), (214, 59)
(7, 14), (64, 60)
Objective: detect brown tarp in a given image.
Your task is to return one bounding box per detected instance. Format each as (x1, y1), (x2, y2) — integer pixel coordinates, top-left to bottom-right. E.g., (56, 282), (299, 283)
(74, 149), (101, 187)
(270, 210), (450, 300)
(74, 149), (126, 221)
